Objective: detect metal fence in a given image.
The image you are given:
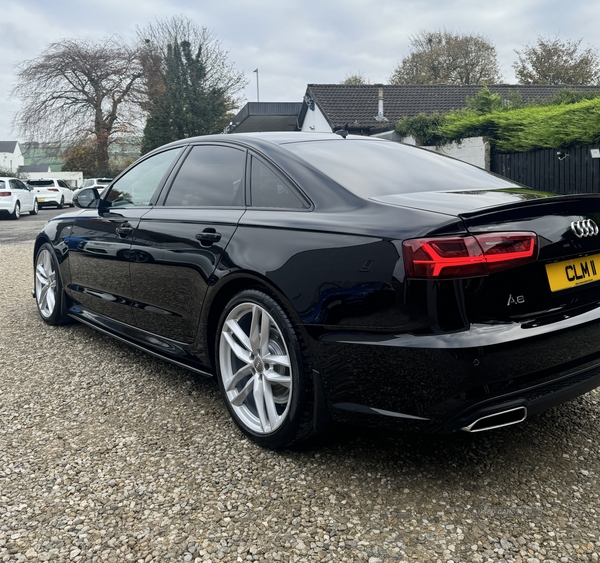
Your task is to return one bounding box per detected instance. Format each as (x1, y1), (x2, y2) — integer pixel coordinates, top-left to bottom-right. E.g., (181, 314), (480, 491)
(491, 144), (600, 194)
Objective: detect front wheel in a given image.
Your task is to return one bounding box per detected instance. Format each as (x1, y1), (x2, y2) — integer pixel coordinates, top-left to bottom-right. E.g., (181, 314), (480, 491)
(215, 289), (314, 449)
(34, 243), (70, 325)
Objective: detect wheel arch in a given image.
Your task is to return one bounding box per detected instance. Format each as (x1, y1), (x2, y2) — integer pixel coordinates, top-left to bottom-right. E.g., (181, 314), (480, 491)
(201, 271), (306, 372)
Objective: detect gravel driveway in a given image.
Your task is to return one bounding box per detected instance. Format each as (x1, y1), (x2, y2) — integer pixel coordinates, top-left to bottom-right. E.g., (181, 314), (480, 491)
(2, 240), (600, 563)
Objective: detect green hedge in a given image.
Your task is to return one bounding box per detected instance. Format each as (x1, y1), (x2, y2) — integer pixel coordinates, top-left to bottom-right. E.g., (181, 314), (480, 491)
(442, 98), (600, 152)
(395, 90), (600, 153)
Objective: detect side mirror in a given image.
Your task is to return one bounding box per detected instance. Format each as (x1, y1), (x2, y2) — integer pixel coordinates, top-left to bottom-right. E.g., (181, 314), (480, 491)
(73, 188), (100, 209)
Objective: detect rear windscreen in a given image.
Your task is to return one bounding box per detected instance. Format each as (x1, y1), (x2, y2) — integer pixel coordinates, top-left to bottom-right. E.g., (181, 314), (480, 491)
(28, 180), (54, 187)
(283, 139), (519, 197)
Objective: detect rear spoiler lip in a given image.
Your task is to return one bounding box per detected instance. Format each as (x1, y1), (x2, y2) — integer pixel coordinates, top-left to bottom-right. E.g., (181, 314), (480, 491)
(458, 192), (600, 220)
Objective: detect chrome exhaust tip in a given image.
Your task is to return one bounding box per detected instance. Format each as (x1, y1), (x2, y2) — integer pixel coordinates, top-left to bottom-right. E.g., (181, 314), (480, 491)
(461, 406), (527, 433)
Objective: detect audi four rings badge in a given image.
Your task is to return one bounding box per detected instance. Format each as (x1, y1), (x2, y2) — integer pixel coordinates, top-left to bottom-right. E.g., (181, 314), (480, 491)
(571, 219), (599, 238)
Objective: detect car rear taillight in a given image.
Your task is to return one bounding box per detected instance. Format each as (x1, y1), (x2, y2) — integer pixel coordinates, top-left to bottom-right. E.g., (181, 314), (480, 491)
(0, 191), (11, 197)
(48, 188), (60, 192)
(403, 232), (538, 279)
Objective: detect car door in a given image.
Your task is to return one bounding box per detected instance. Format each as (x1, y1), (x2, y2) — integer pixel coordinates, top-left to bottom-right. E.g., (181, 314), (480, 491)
(68, 147), (184, 326)
(10, 179), (33, 212)
(129, 143), (247, 343)
(58, 180), (74, 205)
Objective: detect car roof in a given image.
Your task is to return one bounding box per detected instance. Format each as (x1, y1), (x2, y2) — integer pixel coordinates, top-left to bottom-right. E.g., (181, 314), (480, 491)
(162, 131), (383, 150)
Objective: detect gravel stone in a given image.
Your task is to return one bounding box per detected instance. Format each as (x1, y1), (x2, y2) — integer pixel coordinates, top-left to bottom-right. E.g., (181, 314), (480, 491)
(3, 239), (600, 562)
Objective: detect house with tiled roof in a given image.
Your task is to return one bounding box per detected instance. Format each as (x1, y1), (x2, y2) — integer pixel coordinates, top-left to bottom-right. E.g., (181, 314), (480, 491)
(297, 84), (600, 135)
(18, 164), (52, 174)
(0, 141), (24, 173)
(228, 84), (600, 136)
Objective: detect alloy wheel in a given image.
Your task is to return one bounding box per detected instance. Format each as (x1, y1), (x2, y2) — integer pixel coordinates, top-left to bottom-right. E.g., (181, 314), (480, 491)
(219, 302), (293, 434)
(35, 248), (57, 319)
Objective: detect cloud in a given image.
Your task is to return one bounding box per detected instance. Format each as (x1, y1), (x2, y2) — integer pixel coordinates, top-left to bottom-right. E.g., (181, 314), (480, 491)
(2, 0), (600, 141)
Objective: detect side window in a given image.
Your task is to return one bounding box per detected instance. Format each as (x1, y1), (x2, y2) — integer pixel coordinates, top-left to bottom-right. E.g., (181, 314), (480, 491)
(9, 180), (21, 191)
(15, 180), (28, 190)
(164, 145), (246, 207)
(106, 148), (183, 208)
(250, 157), (307, 209)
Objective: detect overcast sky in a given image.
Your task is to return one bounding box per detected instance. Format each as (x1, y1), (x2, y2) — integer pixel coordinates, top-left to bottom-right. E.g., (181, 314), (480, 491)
(1, 0), (599, 142)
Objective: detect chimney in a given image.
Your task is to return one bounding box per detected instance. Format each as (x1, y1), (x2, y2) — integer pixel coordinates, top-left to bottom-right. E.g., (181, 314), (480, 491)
(375, 85), (388, 122)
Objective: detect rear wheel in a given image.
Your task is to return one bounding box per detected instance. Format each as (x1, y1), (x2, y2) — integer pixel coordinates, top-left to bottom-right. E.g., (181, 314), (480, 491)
(34, 243), (70, 325)
(30, 199), (39, 215)
(57, 197), (64, 209)
(9, 201), (20, 220)
(215, 289), (314, 448)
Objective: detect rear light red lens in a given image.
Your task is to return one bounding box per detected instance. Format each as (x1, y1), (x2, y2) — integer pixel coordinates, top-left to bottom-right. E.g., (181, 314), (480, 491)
(0, 191), (11, 197)
(48, 188), (60, 192)
(403, 232), (538, 279)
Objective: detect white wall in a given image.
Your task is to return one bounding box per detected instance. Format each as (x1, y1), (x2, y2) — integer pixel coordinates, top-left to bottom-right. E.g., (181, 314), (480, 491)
(300, 105), (333, 133)
(374, 134), (490, 170)
(421, 137), (490, 170)
(0, 143), (24, 173)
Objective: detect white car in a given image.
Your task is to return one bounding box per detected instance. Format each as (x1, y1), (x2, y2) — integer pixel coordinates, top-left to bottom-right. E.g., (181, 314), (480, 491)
(0, 177), (38, 219)
(80, 177), (113, 190)
(27, 179), (74, 209)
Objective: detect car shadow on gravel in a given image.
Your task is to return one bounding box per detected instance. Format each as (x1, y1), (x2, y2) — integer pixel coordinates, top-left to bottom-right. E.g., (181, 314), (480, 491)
(285, 394), (600, 483)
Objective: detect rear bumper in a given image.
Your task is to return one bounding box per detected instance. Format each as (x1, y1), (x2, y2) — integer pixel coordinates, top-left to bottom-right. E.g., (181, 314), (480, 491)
(0, 199), (16, 212)
(37, 195), (62, 206)
(309, 306), (600, 432)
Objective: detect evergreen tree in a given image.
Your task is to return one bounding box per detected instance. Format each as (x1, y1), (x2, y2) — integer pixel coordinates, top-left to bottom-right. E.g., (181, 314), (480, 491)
(139, 17), (246, 154)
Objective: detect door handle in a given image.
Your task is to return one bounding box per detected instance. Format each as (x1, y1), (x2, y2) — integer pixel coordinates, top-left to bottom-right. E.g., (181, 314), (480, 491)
(196, 229), (222, 246)
(115, 223), (133, 238)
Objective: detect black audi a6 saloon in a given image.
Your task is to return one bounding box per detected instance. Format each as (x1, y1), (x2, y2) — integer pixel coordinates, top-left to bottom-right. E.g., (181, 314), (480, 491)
(33, 132), (600, 447)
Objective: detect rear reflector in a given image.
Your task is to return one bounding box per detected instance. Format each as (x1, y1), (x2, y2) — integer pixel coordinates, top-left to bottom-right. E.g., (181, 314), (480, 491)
(403, 232), (538, 279)
(0, 192), (11, 197)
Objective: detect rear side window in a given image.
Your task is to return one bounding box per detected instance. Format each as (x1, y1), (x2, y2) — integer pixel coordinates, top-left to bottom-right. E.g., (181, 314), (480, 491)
(0, 181), (5, 189)
(250, 157), (307, 209)
(165, 145), (246, 207)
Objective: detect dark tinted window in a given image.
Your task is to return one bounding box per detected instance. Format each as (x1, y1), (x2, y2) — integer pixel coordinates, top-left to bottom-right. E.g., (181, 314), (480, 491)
(283, 139), (521, 197)
(165, 145), (246, 207)
(9, 180), (21, 190)
(250, 158), (307, 209)
(107, 148), (183, 207)
(28, 180), (54, 187)
(0, 180), (5, 189)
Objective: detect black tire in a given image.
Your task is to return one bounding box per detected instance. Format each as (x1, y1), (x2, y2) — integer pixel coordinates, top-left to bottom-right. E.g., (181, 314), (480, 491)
(215, 289), (314, 449)
(9, 201), (20, 220)
(30, 199), (39, 215)
(57, 197), (64, 209)
(34, 243), (71, 325)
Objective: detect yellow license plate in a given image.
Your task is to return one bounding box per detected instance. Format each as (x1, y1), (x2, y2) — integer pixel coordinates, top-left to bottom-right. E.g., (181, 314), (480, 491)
(546, 253), (600, 292)
(38, 198), (45, 202)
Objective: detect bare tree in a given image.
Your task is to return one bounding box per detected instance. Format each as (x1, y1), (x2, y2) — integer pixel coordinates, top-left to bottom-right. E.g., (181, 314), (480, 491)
(340, 71), (370, 85)
(389, 29), (502, 85)
(12, 37), (144, 176)
(513, 35), (600, 85)
(138, 16), (247, 106)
